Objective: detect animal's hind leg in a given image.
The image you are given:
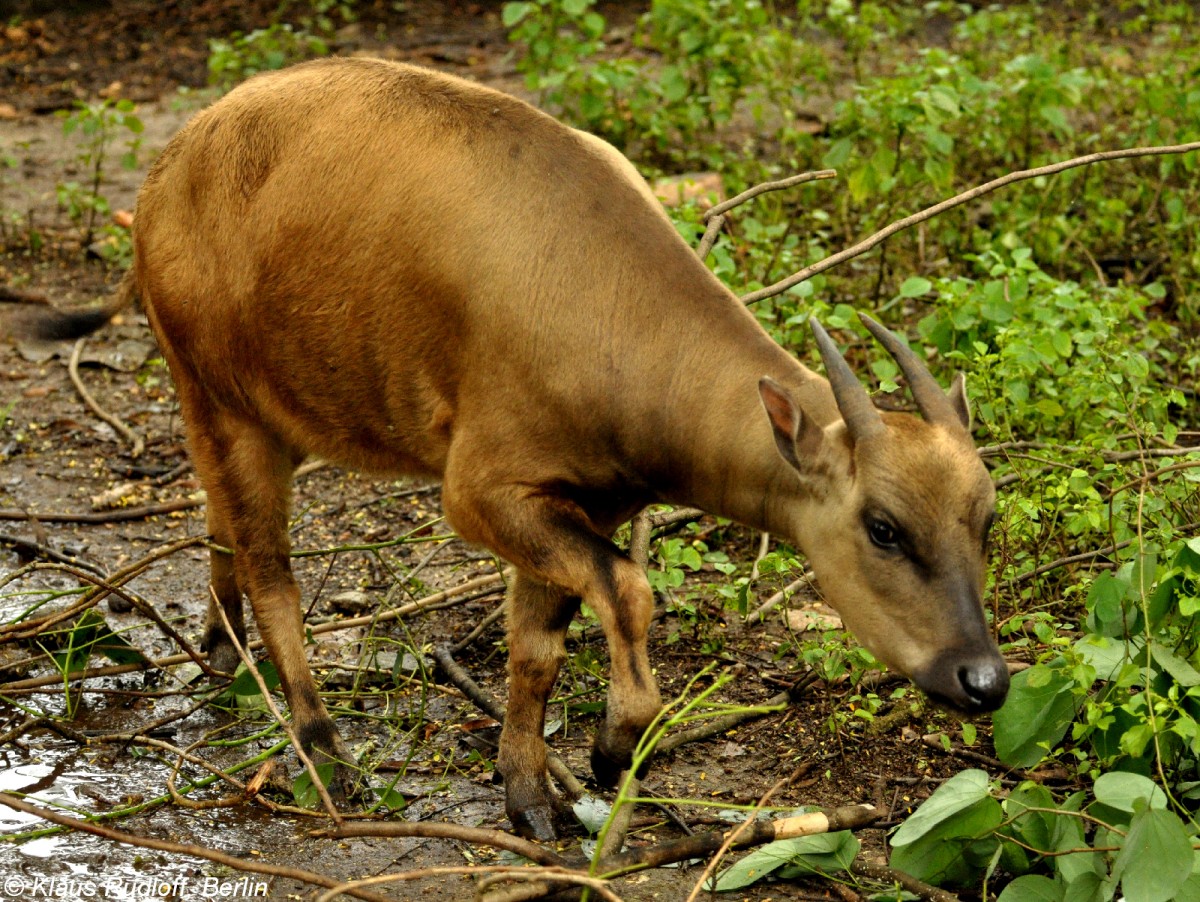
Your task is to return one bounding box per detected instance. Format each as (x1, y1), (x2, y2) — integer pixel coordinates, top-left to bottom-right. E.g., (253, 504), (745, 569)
(202, 501), (245, 675)
(497, 572), (580, 841)
(185, 400), (358, 799)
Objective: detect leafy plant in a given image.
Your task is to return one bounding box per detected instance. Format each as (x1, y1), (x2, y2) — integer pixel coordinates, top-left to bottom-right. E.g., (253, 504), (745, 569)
(887, 769), (1200, 902)
(56, 98), (143, 248)
(207, 24), (330, 88)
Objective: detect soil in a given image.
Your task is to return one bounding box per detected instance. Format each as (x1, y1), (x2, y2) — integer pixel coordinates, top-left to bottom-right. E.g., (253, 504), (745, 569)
(0, 4), (1011, 900)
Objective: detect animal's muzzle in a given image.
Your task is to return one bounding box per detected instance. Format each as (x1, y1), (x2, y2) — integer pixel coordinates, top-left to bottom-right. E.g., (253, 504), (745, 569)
(919, 652), (1010, 714)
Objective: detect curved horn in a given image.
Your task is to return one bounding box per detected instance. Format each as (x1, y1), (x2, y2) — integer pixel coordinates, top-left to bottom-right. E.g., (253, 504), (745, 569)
(809, 317), (883, 442)
(859, 313), (967, 431)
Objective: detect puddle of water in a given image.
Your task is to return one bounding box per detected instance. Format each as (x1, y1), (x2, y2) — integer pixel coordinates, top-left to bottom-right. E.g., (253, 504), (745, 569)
(0, 738), (280, 900)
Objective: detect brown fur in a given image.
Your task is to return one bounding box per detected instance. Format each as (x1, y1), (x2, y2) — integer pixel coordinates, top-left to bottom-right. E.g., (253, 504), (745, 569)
(27, 58), (1007, 839)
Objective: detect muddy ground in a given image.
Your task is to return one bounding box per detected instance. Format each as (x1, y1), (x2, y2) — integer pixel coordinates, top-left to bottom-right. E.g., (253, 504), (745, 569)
(0, 3), (1003, 900)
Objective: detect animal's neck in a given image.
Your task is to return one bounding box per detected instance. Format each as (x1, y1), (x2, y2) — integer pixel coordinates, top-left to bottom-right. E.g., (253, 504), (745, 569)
(647, 306), (840, 537)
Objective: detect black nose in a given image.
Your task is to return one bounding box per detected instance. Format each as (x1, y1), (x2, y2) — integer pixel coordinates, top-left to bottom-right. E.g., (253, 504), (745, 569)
(958, 659), (1010, 712)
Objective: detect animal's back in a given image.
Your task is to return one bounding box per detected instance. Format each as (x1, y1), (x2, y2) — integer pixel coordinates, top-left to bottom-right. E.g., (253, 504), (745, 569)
(133, 58), (751, 481)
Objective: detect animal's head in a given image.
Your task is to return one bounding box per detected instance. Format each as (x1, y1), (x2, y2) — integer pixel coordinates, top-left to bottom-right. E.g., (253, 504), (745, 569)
(759, 313), (1008, 714)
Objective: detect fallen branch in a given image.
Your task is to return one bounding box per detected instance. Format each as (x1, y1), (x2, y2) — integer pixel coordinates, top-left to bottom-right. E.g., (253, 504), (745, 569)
(0, 496), (203, 523)
(0, 792), (394, 902)
(68, 335), (144, 456)
(322, 820), (567, 867)
(744, 572), (813, 625)
(0, 531), (107, 576)
(742, 140), (1200, 304)
(657, 679), (814, 755)
(597, 803), (879, 875)
(850, 858), (961, 902)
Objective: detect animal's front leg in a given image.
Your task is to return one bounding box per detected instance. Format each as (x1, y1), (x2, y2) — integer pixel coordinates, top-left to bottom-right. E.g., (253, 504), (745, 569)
(445, 484), (662, 838)
(496, 573), (580, 841)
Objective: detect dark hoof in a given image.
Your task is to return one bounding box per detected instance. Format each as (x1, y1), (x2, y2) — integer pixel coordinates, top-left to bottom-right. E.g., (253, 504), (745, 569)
(202, 635), (241, 676)
(590, 742), (628, 789)
(509, 804), (558, 842)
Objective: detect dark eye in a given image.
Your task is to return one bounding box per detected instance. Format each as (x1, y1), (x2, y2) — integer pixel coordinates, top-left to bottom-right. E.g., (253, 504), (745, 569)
(868, 519), (899, 550)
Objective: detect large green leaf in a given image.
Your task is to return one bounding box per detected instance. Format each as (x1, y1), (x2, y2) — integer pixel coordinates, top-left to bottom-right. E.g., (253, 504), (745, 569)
(1093, 772), (1168, 812)
(993, 664), (1076, 767)
(1112, 807), (1194, 902)
(892, 769), (993, 845)
(775, 831), (860, 878)
(997, 875), (1064, 902)
(890, 770), (1002, 885)
(710, 834), (840, 891)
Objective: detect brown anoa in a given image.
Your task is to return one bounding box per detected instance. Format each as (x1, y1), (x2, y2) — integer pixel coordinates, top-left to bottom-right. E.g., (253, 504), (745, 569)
(27, 57), (1008, 841)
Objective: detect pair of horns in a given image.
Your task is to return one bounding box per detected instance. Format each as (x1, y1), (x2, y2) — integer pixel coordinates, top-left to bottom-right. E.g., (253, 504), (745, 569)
(811, 313), (966, 441)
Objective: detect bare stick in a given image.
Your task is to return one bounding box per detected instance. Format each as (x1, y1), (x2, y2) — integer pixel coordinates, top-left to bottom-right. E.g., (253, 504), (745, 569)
(850, 859), (962, 902)
(704, 169), (838, 220)
(696, 213), (725, 260)
(0, 531), (107, 576)
(450, 597), (507, 654)
(0, 792), (394, 902)
(68, 336), (144, 456)
(597, 803), (879, 875)
(745, 572), (812, 625)
(629, 509), (653, 568)
(323, 820), (566, 867)
(211, 588), (344, 824)
(742, 140), (1200, 304)
(749, 530), (771, 581)
(0, 496), (202, 523)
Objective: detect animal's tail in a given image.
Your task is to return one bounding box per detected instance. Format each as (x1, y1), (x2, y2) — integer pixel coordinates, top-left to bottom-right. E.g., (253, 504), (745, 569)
(21, 271), (138, 341)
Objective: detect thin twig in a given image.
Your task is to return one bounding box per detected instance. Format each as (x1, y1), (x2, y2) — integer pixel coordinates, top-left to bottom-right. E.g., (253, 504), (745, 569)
(745, 572), (812, 625)
(0, 496), (203, 523)
(704, 169), (838, 220)
(0, 531), (107, 576)
(450, 597), (507, 655)
(684, 775), (787, 902)
(68, 336), (144, 456)
(742, 140), (1200, 304)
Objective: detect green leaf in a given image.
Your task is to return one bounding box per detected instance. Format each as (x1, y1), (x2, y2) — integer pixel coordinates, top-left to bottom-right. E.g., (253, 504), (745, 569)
(292, 763), (336, 808)
(775, 831), (860, 877)
(1062, 871), (1112, 902)
(892, 769), (993, 846)
(710, 836), (817, 891)
(501, 2), (534, 27)
(993, 664), (1075, 767)
(899, 276), (932, 298)
(715, 831), (859, 890)
(997, 875), (1064, 902)
(890, 770), (1002, 885)
(1093, 772), (1168, 812)
(1112, 808), (1193, 902)
(1150, 641), (1200, 688)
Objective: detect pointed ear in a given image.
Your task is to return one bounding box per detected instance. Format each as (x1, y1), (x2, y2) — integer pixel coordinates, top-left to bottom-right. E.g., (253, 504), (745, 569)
(947, 372), (971, 430)
(758, 377), (824, 470)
